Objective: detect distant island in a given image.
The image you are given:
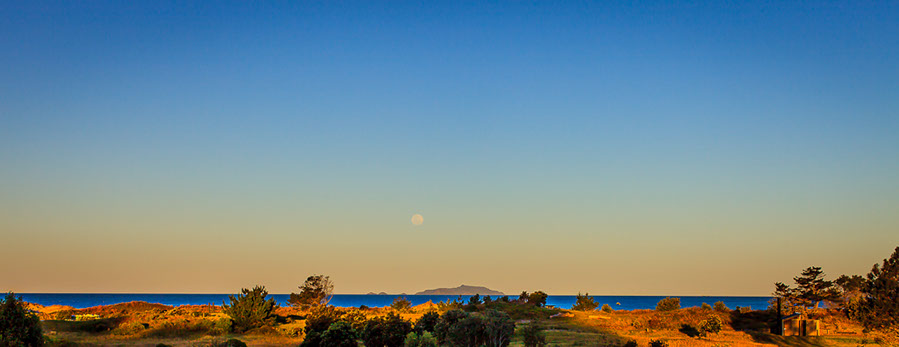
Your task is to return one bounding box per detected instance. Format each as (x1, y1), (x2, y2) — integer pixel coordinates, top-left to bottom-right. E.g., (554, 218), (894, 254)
(414, 285), (504, 296)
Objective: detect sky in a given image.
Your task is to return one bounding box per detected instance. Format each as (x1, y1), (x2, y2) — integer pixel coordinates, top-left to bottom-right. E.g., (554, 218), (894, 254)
(1, 1), (897, 296)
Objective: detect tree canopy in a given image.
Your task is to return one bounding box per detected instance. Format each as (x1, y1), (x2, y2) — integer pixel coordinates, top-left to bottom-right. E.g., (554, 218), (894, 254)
(289, 275), (334, 308)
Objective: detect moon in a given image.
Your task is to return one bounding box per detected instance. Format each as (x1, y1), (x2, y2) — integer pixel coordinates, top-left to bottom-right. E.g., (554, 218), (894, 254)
(411, 214), (424, 226)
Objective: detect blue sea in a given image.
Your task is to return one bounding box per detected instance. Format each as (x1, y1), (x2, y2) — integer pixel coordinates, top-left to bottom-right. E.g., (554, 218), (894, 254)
(18, 294), (772, 311)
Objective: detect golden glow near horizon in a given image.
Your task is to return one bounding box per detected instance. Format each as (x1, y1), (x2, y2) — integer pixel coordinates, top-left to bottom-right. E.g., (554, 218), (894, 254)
(411, 214), (424, 226)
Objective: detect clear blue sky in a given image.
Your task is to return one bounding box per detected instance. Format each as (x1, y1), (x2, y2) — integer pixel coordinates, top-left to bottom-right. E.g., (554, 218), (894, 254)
(1, 1), (897, 295)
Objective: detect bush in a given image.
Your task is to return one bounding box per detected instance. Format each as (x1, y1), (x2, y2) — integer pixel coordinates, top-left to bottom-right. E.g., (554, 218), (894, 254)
(214, 317), (233, 334)
(304, 306), (343, 336)
(520, 324), (546, 347)
(698, 315), (723, 336)
(434, 310), (467, 345)
(435, 298), (463, 312)
(527, 292), (548, 307)
(482, 310), (514, 347)
(655, 297), (680, 312)
(362, 312), (412, 347)
(649, 339), (669, 347)
(713, 301), (728, 312)
(320, 321), (358, 347)
(0, 292), (44, 346)
(468, 294), (482, 305)
(391, 297), (412, 313)
(222, 285), (277, 333)
(601, 304), (613, 313)
(623, 340), (638, 347)
(701, 302), (711, 310)
(571, 293), (599, 311)
(404, 331), (438, 347)
(414, 311), (439, 334)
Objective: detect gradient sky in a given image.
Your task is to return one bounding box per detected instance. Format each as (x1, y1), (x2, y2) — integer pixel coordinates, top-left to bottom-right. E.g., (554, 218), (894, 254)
(1, 1), (897, 296)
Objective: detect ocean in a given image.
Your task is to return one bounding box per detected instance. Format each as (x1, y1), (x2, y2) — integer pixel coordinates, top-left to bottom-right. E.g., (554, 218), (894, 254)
(18, 293), (772, 311)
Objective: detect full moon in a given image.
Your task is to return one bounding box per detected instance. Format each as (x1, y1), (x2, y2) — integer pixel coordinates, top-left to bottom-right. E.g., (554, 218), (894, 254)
(411, 214), (424, 226)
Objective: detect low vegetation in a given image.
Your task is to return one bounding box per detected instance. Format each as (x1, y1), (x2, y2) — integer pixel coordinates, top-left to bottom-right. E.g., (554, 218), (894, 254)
(221, 285), (277, 333)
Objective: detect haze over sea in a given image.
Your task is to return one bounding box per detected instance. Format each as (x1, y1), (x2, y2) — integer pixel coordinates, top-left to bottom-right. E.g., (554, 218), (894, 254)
(20, 293), (771, 311)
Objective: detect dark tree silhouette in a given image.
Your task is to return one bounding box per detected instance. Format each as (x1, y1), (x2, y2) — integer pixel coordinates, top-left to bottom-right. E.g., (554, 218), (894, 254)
(289, 275), (334, 308)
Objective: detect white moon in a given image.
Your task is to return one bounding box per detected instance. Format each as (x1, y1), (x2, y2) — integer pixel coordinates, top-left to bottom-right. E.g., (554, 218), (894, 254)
(411, 214), (424, 226)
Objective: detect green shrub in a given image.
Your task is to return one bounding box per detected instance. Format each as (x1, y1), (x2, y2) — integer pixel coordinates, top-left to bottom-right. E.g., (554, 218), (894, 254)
(435, 297), (463, 312)
(222, 285), (277, 333)
(320, 321), (358, 347)
(391, 297), (412, 313)
(113, 321), (147, 335)
(520, 324), (546, 347)
(404, 331), (438, 347)
(701, 302), (711, 310)
(571, 293), (599, 311)
(362, 312), (412, 347)
(342, 310), (368, 332)
(0, 292), (44, 346)
(527, 292), (548, 307)
(214, 317), (233, 334)
(713, 301), (728, 312)
(468, 294), (482, 305)
(655, 297), (680, 311)
(304, 306), (343, 336)
(649, 339), (669, 347)
(698, 315), (723, 336)
(414, 311), (439, 334)
(623, 340), (637, 347)
(601, 304), (613, 313)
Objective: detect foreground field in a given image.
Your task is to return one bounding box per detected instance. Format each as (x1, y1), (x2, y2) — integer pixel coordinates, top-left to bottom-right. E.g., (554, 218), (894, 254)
(28, 301), (890, 347)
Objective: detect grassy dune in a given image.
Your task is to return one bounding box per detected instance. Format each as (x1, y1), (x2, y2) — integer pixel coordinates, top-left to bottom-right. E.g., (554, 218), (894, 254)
(29, 301), (889, 347)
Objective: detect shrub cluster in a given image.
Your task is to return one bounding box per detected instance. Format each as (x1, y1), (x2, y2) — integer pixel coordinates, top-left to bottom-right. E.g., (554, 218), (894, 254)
(362, 312), (412, 347)
(698, 315), (723, 337)
(404, 331), (437, 347)
(434, 309), (514, 347)
(222, 286), (277, 333)
(713, 301), (728, 312)
(655, 297), (680, 312)
(570, 293), (599, 311)
(601, 304), (613, 313)
(520, 324), (546, 347)
(391, 297), (412, 313)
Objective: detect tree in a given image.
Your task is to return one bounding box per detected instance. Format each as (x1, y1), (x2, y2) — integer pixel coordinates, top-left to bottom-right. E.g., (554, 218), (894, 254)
(527, 291), (548, 307)
(518, 291), (529, 303)
(362, 312), (412, 347)
(793, 266), (840, 309)
(289, 275), (334, 308)
(222, 285), (277, 333)
(414, 311), (440, 334)
(391, 297), (412, 312)
(482, 309), (514, 347)
(856, 246), (899, 329)
(835, 274), (866, 305)
(0, 292), (44, 346)
(571, 293), (599, 311)
(304, 306), (343, 337)
(468, 294), (482, 306)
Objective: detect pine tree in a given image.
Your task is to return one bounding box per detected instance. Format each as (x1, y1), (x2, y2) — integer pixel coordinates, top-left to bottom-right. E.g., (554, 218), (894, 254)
(857, 246), (899, 329)
(792, 266), (840, 309)
(222, 285), (277, 332)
